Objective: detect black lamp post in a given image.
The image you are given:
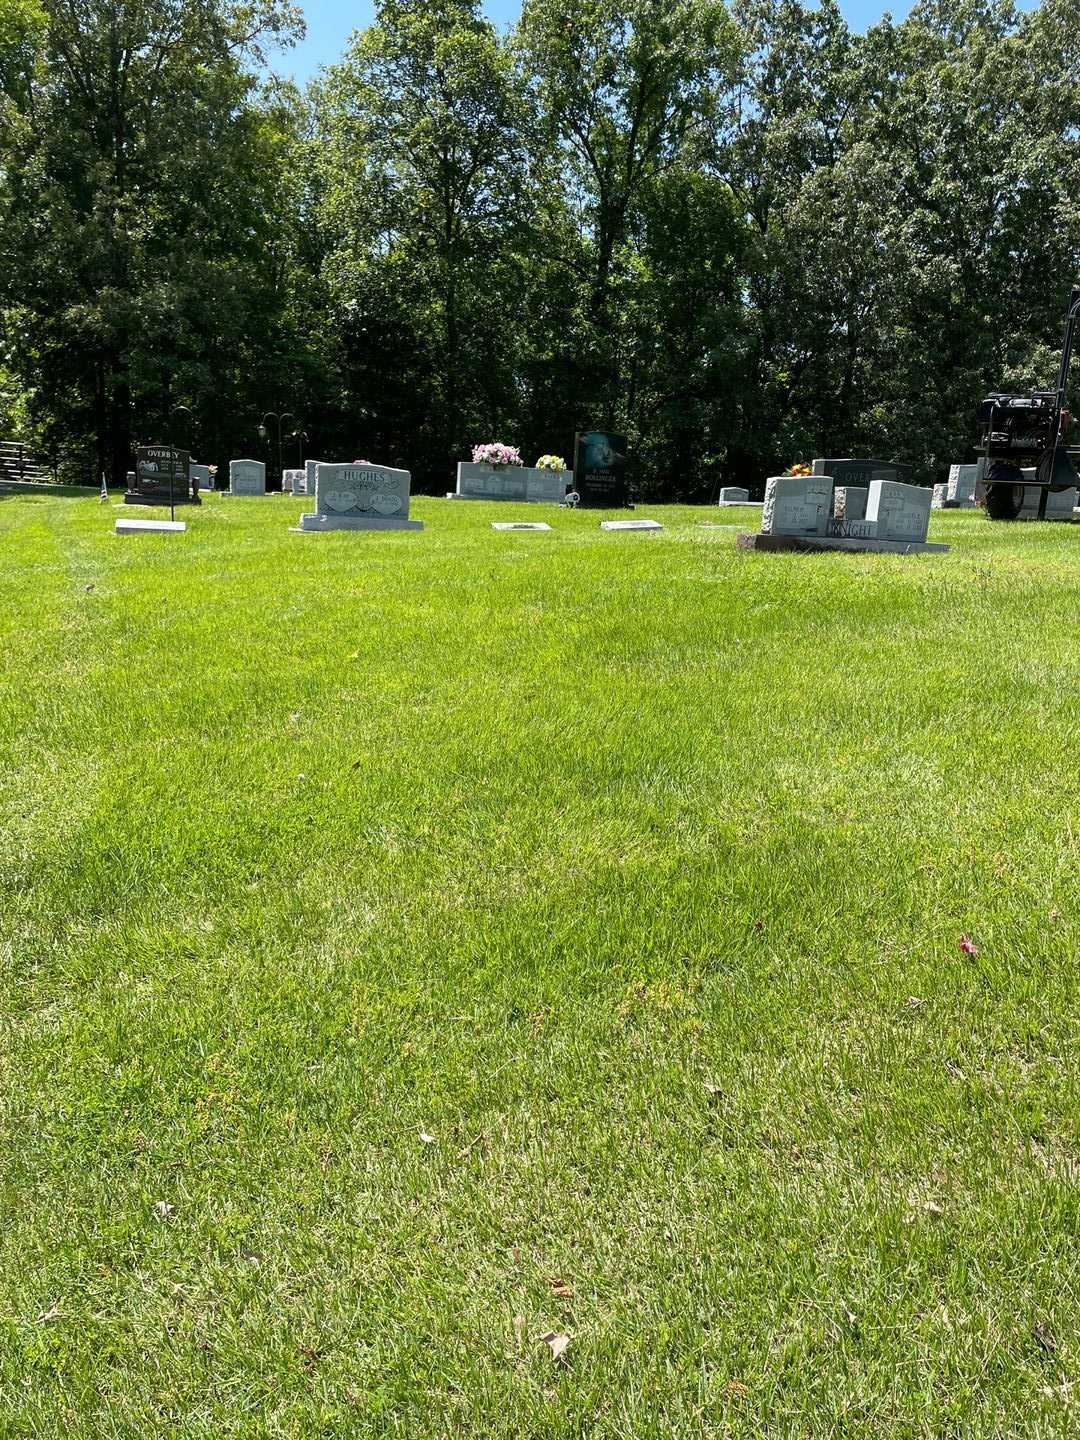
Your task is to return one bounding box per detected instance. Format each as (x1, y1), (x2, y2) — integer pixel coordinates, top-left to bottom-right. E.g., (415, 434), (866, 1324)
(258, 411), (295, 490)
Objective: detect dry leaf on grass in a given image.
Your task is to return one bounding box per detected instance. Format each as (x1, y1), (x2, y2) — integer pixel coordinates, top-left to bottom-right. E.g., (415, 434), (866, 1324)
(538, 1331), (571, 1362)
(1035, 1321), (1058, 1355)
(726, 1379), (749, 1396)
(548, 1278), (574, 1298)
(35, 1302), (61, 1324)
(153, 1200), (175, 1220)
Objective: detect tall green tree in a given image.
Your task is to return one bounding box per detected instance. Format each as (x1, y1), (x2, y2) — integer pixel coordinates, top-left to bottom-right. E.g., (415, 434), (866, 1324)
(315, 0), (528, 477)
(0, 0), (303, 482)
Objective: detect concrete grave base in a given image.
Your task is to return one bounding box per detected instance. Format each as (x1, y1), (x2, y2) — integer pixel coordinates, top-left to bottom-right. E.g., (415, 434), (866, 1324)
(491, 522), (552, 531)
(116, 517), (187, 534)
(738, 533), (948, 556)
(601, 519), (663, 531)
(716, 500), (763, 508)
(292, 514), (424, 533)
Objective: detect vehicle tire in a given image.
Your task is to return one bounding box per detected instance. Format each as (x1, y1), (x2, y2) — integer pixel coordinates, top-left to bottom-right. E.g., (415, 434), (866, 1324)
(985, 483), (1025, 521)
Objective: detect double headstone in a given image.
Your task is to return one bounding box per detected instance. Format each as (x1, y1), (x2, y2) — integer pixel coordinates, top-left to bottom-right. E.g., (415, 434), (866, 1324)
(297, 462), (423, 532)
(749, 471), (941, 552)
(229, 459), (266, 495)
(282, 468), (304, 495)
(451, 462), (571, 504)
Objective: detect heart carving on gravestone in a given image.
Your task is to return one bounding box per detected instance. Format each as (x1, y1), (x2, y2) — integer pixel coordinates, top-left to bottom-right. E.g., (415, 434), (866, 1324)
(323, 491), (360, 513)
(369, 492), (403, 516)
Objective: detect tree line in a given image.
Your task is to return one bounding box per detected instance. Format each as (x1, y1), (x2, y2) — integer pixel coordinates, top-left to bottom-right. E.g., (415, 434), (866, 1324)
(2, 0), (1079, 498)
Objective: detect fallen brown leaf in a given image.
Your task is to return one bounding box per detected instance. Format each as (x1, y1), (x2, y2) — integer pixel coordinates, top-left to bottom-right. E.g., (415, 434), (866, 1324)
(548, 1277), (574, 1298)
(538, 1330), (571, 1362)
(35, 1302), (61, 1325)
(726, 1379), (750, 1396)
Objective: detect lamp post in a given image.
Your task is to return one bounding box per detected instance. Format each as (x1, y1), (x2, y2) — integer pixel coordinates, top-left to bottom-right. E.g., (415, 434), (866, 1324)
(169, 405), (194, 517)
(258, 411), (295, 490)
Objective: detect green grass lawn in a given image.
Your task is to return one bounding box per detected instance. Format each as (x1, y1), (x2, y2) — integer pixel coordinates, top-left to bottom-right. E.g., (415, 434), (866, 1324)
(2, 492), (1079, 1437)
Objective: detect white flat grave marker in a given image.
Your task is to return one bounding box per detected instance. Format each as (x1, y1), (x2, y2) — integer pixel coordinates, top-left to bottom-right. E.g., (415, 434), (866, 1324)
(601, 519), (663, 531)
(492, 521), (553, 531)
(116, 518), (187, 534)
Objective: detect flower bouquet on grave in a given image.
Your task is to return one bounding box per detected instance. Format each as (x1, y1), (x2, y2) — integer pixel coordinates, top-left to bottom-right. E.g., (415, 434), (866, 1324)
(353, 459), (371, 465)
(472, 442), (522, 469)
(784, 462), (812, 476)
(535, 454), (566, 471)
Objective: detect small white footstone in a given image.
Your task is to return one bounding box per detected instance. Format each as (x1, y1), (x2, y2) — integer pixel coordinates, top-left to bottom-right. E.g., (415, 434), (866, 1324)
(116, 518), (187, 534)
(492, 522), (552, 531)
(601, 519), (663, 531)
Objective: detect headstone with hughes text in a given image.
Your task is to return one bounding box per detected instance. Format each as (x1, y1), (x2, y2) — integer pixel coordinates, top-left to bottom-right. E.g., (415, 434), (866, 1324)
(574, 431), (630, 508)
(229, 459), (266, 495)
(297, 462), (423, 532)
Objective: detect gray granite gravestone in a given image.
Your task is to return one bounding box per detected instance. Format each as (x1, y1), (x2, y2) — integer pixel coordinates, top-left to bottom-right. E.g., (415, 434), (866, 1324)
(946, 464), (978, 508)
(834, 486), (868, 522)
(451, 462), (570, 503)
(229, 459), (266, 495)
(492, 521), (553, 531)
(303, 460), (322, 497)
(282, 468), (304, 495)
(296, 462), (423, 532)
(190, 463), (211, 494)
(718, 487), (751, 505)
(865, 480), (932, 543)
(762, 475), (833, 536)
(932, 483), (948, 509)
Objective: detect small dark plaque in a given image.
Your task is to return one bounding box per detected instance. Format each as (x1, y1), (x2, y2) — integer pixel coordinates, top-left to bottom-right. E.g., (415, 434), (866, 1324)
(574, 431), (630, 508)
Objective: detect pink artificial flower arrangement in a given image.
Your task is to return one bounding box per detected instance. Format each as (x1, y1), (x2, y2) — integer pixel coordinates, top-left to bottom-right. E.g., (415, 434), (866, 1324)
(472, 442), (522, 469)
(353, 458), (371, 465)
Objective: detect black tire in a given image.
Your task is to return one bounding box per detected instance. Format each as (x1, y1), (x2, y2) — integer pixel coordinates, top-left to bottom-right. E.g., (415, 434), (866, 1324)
(985, 482), (1025, 521)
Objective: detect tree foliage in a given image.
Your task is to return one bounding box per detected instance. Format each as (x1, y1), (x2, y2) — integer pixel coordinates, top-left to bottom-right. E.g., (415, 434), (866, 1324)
(3, 0), (1080, 494)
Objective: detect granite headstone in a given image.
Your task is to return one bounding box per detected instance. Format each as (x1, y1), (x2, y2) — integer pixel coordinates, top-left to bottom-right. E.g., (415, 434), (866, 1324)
(574, 431), (630, 508)
(297, 462), (423, 532)
(229, 459), (266, 495)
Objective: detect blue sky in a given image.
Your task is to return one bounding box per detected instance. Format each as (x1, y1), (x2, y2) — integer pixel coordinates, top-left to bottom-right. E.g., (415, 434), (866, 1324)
(276, 0), (902, 84)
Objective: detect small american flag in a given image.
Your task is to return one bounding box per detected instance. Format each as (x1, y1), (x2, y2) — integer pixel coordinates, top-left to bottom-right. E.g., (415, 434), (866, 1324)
(100, 472), (108, 502)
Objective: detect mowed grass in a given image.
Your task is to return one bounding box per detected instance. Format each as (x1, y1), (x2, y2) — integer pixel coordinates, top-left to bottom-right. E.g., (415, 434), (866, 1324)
(1, 492), (1079, 1437)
